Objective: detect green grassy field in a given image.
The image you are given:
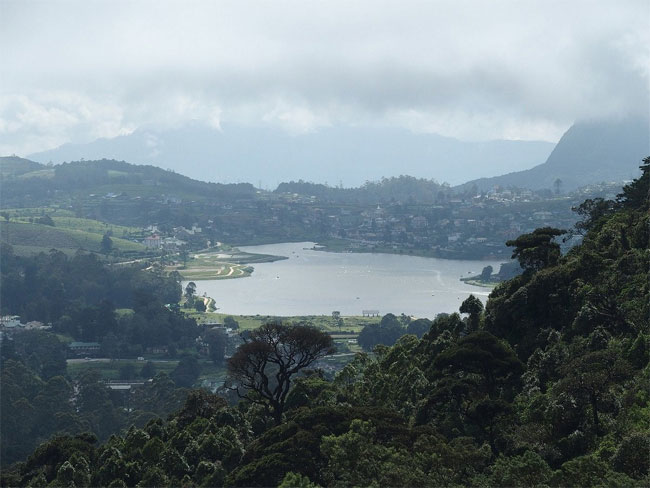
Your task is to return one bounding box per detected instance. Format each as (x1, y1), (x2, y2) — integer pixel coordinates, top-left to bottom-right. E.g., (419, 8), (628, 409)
(3, 211), (140, 237)
(57, 227), (145, 252)
(66, 358), (179, 380)
(67, 357), (229, 385)
(50, 216), (140, 236)
(190, 312), (377, 333)
(0, 221), (146, 255)
(15, 169), (55, 180)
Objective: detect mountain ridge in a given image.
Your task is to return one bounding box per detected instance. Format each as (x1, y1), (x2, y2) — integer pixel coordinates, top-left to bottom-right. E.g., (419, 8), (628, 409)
(26, 123), (555, 187)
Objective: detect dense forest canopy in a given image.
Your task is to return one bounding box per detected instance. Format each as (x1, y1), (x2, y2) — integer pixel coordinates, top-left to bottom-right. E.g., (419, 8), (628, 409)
(0, 159), (648, 487)
(0, 250), (202, 465)
(275, 175), (453, 204)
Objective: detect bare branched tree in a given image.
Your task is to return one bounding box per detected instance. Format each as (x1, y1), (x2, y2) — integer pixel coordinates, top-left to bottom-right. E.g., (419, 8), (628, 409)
(227, 323), (335, 424)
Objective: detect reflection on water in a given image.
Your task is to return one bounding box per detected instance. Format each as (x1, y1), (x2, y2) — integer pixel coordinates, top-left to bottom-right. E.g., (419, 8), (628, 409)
(190, 242), (504, 318)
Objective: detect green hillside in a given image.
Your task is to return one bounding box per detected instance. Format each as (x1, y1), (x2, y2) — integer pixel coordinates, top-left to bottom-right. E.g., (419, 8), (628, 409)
(3, 209), (141, 236)
(0, 156), (44, 178)
(0, 221), (145, 255)
(0, 157), (256, 206)
(50, 216), (140, 237)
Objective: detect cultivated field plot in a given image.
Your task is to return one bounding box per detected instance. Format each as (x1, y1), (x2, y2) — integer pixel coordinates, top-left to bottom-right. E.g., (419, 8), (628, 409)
(0, 221), (145, 255)
(50, 216), (140, 237)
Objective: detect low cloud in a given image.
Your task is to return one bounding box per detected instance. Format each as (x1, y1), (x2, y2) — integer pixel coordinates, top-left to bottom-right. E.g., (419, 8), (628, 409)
(1, 0), (648, 154)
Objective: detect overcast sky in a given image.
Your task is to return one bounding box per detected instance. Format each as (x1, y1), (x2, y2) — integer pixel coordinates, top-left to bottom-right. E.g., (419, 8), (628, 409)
(1, 0), (648, 156)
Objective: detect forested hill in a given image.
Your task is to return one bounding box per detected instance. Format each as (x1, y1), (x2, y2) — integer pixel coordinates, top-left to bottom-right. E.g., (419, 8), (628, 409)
(0, 157), (455, 208)
(275, 175), (451, 204)
(0, 156), (45, 178)
(0, 157), (256, 208)
(2, 159), (648, 487)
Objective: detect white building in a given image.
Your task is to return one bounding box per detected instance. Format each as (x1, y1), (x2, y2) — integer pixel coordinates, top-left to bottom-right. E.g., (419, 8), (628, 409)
(143, 235), (162, 249)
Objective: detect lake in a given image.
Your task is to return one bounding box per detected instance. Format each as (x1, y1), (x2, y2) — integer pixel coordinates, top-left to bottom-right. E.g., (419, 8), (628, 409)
(190, 242), (505, 318)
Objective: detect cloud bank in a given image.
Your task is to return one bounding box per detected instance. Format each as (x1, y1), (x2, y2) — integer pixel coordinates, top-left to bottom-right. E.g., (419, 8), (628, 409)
(1, 0), (648, 155)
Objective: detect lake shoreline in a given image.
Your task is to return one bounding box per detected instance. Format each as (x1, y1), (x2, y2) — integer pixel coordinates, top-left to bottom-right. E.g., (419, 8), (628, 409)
(312, 238), (509, 262)
(226, 237), (508, 262)
(190, 242), (503, 317)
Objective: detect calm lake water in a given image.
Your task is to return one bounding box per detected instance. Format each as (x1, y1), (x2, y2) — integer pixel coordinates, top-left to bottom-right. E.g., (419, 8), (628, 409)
(190, 242), (504, 318)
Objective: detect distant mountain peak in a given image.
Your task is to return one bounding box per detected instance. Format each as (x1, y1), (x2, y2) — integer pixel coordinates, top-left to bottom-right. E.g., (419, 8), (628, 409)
(458, 116), (650, 192)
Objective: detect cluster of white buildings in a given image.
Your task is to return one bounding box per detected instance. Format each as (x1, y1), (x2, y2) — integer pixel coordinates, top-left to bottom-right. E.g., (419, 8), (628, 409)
(141, 224), (203, 250)
(0, 315), (52, 335)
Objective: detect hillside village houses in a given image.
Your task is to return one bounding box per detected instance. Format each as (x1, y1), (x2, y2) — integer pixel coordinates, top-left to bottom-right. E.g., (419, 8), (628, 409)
(122, 179), (620, 260)
(141, 224), (202, 250)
